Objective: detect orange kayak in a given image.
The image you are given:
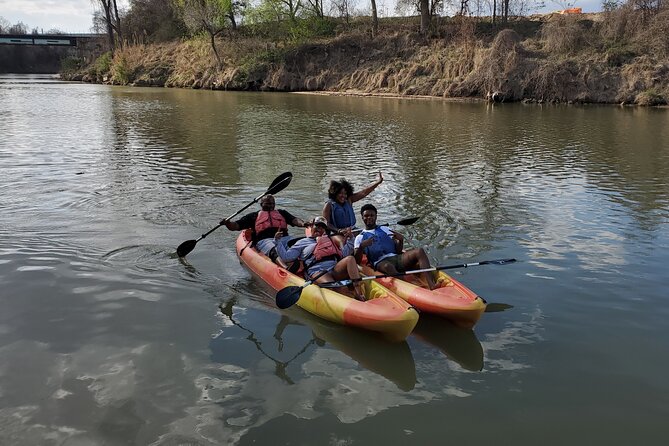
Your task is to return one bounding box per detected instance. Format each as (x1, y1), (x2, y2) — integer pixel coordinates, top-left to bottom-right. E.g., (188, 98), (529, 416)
(360, 264), (486, 328)
(236, 230), (419, 342)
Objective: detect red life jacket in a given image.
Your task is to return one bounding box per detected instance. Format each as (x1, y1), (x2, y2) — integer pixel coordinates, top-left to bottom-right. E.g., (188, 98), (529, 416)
(254, 210), (287, 234)
(312, 236), (343, 262)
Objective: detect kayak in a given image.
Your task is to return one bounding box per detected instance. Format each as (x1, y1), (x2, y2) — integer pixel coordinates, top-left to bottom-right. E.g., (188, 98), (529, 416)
(360, 263), (486, 329)
(236, 230), (419, 342)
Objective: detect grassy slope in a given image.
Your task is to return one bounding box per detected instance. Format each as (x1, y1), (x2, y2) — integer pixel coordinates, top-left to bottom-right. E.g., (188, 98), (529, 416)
(65, 13), (669, 105)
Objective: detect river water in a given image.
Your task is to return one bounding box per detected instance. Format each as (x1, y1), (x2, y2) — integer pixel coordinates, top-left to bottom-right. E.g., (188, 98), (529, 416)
(1, 74), (668, 445)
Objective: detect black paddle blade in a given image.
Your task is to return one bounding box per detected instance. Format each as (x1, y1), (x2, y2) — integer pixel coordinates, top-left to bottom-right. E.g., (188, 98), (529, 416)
(266, 172), (293, 195)
(276, 285), (303, 309)
(485, 303), (514, 313)
(482, 258), (517, 265)
(176, 239), (197, 258)
(397, 217), (419, 226)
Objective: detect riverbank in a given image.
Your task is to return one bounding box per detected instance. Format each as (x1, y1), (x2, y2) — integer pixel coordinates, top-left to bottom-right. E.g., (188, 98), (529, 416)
(63, 13), (669, 106)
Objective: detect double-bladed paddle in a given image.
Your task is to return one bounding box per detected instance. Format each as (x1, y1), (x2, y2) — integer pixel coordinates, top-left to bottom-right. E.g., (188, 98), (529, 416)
(318, 258), (517, 287)
(176, 172), (293, 257)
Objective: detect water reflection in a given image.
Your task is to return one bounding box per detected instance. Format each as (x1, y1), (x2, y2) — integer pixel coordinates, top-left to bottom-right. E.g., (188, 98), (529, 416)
(215, 300), (319, 385)
(214, 298), (417, 391)
(412, 314), (484, 372)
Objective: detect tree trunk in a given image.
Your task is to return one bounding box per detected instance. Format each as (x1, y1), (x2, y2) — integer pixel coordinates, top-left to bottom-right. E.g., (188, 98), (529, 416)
(492, 0), (497, 25)
(370, 0), (378, 37)
(420, 0), (430, 36)
(112, 0), (122, 45)
(208, 30), (221, 65)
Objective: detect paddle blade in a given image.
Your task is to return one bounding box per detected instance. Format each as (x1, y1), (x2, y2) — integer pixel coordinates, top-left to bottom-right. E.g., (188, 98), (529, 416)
(397, 217), (419, 226)
(481, 258), (517, 265)
(266, 172), (293, 196)
(176, 239), (197, 257)
(276, 285), (303, 309)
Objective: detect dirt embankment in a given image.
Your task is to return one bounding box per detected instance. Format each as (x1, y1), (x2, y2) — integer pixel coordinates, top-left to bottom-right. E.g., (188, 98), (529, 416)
(64, 14), (669, 105)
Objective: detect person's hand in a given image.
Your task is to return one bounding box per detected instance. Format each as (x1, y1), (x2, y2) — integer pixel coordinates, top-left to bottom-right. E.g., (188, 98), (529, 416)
(338, 227), (352, 238)
(220, 218), (228, 226)
(360, 236), (375, 248)
(274, 230), (284, 241)
(392, 231), (404, 242)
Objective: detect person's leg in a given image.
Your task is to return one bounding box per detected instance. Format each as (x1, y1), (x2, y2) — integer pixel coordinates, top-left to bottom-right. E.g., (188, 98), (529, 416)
(256, 238), (277, 257)
(330, 256), (365, 301)
(402, 248), (437, 289)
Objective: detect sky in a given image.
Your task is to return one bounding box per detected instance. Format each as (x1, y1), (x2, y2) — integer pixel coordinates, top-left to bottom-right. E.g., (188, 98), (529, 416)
(0, 0), (129, 33)
(1, 0), (603, 34)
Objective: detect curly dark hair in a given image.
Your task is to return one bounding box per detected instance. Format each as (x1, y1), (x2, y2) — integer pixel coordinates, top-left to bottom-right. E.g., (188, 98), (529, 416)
(328, 179), (354, 200)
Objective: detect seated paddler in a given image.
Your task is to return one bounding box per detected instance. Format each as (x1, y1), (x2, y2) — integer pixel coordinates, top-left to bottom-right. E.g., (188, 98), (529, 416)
(222, 194), (305, 261)
(354, 204), (437, 290)
(274, 216), (366, 301)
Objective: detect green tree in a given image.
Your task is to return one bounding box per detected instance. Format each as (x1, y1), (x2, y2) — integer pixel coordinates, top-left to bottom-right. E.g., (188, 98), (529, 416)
(177, 0), (235, 64)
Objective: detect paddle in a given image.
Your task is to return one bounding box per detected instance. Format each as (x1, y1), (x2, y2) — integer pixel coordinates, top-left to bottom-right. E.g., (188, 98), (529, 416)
(351, 217), (419, 234)
(318, 258), (517, 287)
(275, 268), (334, 310)
(176, 172), (293, 257)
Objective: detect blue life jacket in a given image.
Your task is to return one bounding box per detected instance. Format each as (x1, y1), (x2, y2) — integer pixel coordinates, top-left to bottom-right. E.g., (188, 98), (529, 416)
(360, 227), (396, 265)
(329, 199), (356, 229)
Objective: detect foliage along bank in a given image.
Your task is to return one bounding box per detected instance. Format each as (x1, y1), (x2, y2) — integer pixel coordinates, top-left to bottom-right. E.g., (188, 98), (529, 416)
(63, 8), (669, 106)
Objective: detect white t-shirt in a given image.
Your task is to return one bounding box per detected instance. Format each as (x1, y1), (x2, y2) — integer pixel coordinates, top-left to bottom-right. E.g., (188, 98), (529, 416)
(354, 226), (396, 266)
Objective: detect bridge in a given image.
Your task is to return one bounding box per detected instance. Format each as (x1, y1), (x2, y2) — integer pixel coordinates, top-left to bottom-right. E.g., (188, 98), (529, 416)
(0, 33), (105, 47)
(0, 34), (107, 74)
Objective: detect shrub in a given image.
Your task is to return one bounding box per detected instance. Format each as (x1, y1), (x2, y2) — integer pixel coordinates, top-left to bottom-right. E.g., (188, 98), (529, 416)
(94, 52), (113, 76)
(111, 55), (130, 84)
(636, 89), (667, 105)
(60, 56), (81, 73)
(541, 16), (588, 55)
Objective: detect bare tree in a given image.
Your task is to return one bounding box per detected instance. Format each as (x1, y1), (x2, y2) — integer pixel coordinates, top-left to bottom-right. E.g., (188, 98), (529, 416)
(0, 16), (10, 33)
(305, 0), (325, 17)
(178, 0), (232, 65)
(94, 0), (123, 52)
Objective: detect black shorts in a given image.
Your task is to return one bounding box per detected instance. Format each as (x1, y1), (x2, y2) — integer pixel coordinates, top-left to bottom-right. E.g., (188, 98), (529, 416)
(375, 254), (406, 273)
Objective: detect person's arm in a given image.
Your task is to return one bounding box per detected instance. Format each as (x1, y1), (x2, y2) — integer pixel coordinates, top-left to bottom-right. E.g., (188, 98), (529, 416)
(354, 234), (374, 263)
(222, 212), (255, 231)
(322, 201), (339, 233)
(275, 236), (308, 263)
(390, 229), (404, 254)
(291, 217), (305, 227)
(349, 172), (383, 203)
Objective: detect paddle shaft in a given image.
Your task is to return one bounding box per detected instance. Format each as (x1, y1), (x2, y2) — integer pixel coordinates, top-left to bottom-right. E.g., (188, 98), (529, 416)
(197, 174), (293, 242)
(177, 172), (292, 257)
(319, 258), (517, 286)
(351, 217), (419, 235)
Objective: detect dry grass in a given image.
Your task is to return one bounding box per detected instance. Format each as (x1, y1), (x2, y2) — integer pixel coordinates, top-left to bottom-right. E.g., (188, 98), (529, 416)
(70, 5), (668, 105)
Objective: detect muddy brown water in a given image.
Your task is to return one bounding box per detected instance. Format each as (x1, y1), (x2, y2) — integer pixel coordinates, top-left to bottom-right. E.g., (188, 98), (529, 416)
(1, 74), (668, 445)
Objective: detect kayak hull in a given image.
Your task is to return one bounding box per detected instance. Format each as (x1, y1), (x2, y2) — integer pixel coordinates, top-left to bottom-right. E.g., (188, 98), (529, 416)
(236, 230), (418, 342)
(360, 264), (486, 329)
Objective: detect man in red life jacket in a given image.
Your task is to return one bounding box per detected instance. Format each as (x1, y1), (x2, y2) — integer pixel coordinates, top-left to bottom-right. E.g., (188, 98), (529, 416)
(274, 216), (366, 301)
(223, 194), (306, 261)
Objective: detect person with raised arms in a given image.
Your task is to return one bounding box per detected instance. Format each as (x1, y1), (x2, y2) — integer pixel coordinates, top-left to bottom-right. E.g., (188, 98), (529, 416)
(322, 172), (384, 243)
(223, 194), (305, 262)
(274, 216), (366, 301)
(354, 204), (438, 290)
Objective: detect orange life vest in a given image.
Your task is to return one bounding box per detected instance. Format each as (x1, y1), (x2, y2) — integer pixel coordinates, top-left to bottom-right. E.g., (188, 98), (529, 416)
(254, 210), (287, 234)
(312, 236), (343, 262)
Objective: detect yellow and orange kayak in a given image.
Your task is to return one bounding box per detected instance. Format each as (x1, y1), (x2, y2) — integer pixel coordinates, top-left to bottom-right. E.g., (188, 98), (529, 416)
(236, 230), (419, 342)
(360, 264), (486, 329)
